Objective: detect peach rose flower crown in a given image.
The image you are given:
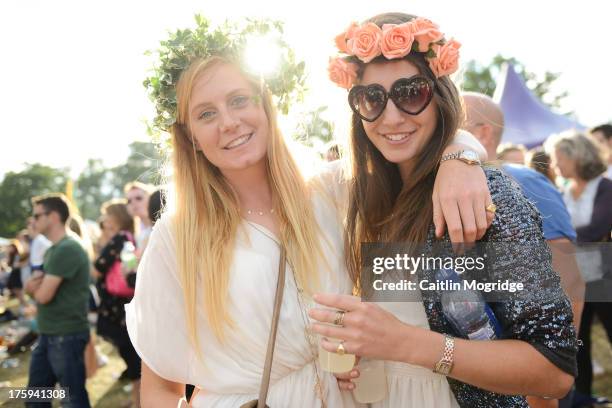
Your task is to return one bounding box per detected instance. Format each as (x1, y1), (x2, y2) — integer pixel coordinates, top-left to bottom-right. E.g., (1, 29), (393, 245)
(328, 17), (461, 89)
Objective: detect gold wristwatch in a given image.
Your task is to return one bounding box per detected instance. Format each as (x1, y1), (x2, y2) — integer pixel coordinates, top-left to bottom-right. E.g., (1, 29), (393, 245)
(433, 335), (455, 375)
(440, 149), (481, 165)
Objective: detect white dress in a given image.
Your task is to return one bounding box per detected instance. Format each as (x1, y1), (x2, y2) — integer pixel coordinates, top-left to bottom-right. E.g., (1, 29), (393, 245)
(371, 302), (459, 408)
(125, 178), (358, 408)
(319, 162), (459, 408)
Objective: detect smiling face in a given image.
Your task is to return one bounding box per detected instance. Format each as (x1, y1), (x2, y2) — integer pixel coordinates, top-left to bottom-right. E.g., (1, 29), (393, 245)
(359, 59), (438, 175)
(187, 63), (270, 174)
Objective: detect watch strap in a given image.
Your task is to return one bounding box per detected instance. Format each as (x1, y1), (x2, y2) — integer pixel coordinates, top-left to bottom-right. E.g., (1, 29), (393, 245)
(433, 335), (455, 375)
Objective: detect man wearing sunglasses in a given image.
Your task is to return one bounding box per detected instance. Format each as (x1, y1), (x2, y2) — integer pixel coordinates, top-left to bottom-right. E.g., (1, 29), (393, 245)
(24, 193), (92, 407)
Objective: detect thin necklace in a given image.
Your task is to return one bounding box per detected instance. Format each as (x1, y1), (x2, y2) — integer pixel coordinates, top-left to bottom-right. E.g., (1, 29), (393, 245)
(243, 208), (275, 216)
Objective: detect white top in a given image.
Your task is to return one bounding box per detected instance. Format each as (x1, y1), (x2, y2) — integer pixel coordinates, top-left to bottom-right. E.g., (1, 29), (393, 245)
(136, 222), (152, 251)
(125, 170), (358, 408)
(126, 163), (460, 407)
(563, 176), (603, 282)
(30, 234), (51, 268)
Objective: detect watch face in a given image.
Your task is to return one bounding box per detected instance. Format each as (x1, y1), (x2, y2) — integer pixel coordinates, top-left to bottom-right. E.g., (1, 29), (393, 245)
(435, 360), (452, 375)
(462, 150), (479, 162)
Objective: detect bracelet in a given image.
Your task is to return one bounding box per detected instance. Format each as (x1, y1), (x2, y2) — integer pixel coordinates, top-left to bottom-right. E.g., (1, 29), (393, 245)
(433, 335), (455, 376)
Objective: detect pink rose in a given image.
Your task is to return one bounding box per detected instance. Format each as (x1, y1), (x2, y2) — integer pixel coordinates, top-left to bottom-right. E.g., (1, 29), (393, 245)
(328, 57), (358, 89)
(428, 39), (461, 77)
(411, 17), (444, 53)
(380, 23), (414, 60)
(335, 22), (358, 54)
(348, 23), (382, 63)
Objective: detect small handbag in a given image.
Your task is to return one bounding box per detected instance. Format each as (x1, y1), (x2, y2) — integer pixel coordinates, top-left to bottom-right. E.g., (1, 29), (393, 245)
(105, 232), (136, 298)
(240, 246), (287, 408)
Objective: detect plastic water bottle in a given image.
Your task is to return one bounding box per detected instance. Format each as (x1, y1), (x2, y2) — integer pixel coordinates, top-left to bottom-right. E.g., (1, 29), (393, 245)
(120, 241), (138, 272)
(436, 268), (500, 340)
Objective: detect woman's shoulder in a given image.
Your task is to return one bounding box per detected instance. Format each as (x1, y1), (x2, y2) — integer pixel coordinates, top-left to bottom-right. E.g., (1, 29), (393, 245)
(138, 212), (178, 276)
(309, 159), (349, 211)
(309, 159), (348, 187)
(597, 176), (612, 194)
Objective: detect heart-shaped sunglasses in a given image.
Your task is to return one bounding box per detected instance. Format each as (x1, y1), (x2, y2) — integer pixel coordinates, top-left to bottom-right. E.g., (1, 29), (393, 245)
(348, 76), (435, 122)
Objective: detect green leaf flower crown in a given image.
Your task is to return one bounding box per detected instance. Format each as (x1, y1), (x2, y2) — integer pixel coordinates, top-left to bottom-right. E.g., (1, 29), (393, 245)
(143, 15), (306, 134)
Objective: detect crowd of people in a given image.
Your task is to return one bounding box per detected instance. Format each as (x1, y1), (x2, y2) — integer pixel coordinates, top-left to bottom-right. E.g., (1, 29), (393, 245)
(0, 9), (611, 408)
(0, 183), (166, 407)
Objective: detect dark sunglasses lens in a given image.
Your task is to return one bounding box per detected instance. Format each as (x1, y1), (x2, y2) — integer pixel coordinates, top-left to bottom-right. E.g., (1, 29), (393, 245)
(349, 85), (387, 121)
(392, 77), (433, 114)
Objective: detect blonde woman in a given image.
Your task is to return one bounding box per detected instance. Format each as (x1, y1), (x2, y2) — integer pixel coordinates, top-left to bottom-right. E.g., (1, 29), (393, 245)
(126, 18), (491, 407)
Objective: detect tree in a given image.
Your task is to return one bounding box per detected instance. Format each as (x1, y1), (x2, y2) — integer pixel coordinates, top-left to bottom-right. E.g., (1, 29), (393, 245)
(0, 164), (69, 237)
(108, 141), (164, 196)
(74, 159), (114, 221)
(292, 106), (335, 150)
(462, 54), (570, 114)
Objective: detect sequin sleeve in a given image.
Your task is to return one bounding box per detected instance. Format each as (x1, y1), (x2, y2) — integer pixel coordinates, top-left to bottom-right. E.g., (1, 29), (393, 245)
(483, 167), (578, 376)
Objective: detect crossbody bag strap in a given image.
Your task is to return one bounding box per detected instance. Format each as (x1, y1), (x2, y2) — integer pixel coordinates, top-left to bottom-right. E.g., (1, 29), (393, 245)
(256, 246), (287, 408)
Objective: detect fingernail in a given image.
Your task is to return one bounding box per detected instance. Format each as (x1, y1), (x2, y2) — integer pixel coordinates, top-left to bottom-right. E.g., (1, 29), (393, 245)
(348, 384), (355, 390)
(351, 370), (358, 377)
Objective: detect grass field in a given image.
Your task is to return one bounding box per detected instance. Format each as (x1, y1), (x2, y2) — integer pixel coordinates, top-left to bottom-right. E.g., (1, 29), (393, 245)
(2, 312), (612, 407)
(0, 331), (133, 407)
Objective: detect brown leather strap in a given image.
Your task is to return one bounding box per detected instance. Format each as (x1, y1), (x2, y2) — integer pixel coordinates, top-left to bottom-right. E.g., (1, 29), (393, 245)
(187, 387), (200, 407)
(256, 246), (286, 408)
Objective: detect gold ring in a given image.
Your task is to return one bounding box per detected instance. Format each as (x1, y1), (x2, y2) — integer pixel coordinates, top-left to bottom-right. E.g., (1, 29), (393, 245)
(334, 311), (345, 326)
(485, 203), (497, 214)
(336, 341), (346, 356)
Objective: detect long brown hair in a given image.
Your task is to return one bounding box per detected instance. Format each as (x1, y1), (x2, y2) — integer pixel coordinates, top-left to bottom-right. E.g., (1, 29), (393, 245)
(344, 12), (464, 289)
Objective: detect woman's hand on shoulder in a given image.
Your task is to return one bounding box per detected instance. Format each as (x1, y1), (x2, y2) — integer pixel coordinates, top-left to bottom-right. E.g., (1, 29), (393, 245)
(433, 159), (494, 244)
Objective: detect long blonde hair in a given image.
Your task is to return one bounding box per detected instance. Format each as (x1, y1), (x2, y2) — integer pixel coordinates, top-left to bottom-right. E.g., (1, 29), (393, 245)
(171, 57), (324, 351)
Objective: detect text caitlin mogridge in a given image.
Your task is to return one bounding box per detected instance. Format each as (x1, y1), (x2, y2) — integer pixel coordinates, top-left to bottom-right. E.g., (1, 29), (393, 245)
(370, 253), (524, 294)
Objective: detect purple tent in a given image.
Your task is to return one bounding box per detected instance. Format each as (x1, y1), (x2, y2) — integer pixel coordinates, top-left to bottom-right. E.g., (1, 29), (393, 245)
(492, 63), (585, 148)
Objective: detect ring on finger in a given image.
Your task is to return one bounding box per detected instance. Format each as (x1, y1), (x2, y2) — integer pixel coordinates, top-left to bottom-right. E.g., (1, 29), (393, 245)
(334, 310), (346, 326)
(485, 202), (497, 214)
(336, 340), (346, 356)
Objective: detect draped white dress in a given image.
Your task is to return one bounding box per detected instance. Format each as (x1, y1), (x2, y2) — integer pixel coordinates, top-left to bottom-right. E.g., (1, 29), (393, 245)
(125, 176), (359, 407)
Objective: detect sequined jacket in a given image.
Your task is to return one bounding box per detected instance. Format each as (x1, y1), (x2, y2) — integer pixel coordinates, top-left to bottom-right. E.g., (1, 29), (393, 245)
(417, 168), (578, 407)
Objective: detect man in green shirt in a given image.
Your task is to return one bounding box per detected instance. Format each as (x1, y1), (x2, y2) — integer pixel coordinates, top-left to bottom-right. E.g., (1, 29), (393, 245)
(24, 193), (91, 408)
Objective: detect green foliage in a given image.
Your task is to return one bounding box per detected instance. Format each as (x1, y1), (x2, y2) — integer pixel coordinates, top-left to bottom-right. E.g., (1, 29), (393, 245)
(107, 141), (164, 194)
(74, 159), (113, 221)
(144, 15), (306, 139)
(0, 142), (164, 236)
(292, 106), (335, 147)
(74, 142), (164, 220)
(462, 54), (570, 113)
(0, 164), (69, 237)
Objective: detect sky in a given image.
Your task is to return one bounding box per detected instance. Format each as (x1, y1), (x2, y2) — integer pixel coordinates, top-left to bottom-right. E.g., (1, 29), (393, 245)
(1, 0), (610, 178)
